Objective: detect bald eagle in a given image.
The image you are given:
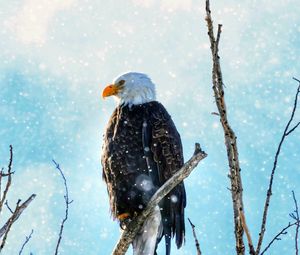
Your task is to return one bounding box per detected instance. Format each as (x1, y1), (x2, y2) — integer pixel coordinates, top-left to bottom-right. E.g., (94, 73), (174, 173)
(101, 72), (186, 255)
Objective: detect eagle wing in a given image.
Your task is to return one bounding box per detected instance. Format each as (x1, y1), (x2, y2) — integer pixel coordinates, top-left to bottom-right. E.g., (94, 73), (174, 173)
(148, 102), (186, 252)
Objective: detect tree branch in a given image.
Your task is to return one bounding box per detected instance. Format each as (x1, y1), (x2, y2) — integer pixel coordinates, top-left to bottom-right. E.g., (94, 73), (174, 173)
(188, 218), (202, 255)
(291, 191), (299, 255)
(111, 143), (207, 255)
(18, 229), (34, 255)
(52, 160), (73, 255)
(256, 79), (300, 254)
(260, 191), (300, 255)
(260, 221), (299, 255)
(205, 1), (248, 254)
(240, 211), (255, 254)
(0, 194), (36, 251)
(0, 145), (13, 214)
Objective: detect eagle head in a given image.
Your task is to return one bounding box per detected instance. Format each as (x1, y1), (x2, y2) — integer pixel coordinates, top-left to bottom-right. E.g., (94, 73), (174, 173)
(102, 72), (156, 106)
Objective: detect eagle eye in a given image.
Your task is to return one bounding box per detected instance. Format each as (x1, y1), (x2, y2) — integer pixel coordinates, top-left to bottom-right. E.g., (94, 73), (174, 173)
(118, 80), (125, 86)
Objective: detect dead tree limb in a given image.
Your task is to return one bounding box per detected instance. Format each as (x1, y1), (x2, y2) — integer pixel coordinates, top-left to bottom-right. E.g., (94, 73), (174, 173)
(188, 218), (202, 255)
(256, 79), (300, 254)
(0, 194), (36, 251)
(111, 143), (207, 255)
(205, 1), (251, 254)
(52, 160), (73, 255)
(0, 145), (13, 214)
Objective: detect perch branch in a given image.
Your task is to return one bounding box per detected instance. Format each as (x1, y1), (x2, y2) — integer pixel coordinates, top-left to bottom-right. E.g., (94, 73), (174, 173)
(18, 229), (34, 255)
(188, 218), (202, 255)
(256, 79), (300, 254)
(205, 1), (249, 254)
(111, 143), (207, 255)
(52, 160), (73, 255)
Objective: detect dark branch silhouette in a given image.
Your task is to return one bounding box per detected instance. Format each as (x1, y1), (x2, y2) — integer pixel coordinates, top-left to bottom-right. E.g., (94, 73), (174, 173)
(18, 229), (34, 255)
(52, 160), (73, 255)
(290, 191), (299, 255)
(4, 200), (13, 214)
(188, 218), (202, 255)
(261, 191), (300, 255)
(260, 221), (299, 255)
(256, 79), (300, 254)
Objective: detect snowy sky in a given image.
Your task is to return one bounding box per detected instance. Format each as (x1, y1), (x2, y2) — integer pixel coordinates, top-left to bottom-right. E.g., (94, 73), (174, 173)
(0, 0), (300, 254)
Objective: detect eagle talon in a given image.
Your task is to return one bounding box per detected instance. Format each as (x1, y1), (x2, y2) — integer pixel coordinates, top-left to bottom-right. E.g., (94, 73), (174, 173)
(119, 217), (132, 230)
(118, 213), (132, 229)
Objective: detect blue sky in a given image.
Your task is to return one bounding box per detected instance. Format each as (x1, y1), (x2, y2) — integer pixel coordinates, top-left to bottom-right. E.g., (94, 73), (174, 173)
(0, 0), (300, 254)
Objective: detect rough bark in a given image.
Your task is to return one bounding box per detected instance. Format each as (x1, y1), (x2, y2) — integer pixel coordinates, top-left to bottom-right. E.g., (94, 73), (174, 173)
(205, 1), (251, 254)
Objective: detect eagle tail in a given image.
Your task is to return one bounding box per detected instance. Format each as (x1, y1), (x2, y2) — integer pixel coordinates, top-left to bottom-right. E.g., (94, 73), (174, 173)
(132, 206), (162, 255)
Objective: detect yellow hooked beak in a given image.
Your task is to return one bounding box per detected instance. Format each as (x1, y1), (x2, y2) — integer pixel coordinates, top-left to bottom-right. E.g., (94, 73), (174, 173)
(102, 84), (119, 98)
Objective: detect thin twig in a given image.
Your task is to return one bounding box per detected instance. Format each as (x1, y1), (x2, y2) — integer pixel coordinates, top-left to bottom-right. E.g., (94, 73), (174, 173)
(52, 160), (73, 255)
(4, 200), (13, 214)
(205, 1), (247, 254)
(18, 229), (34, 255)
(188, 218), (202, 255)
(256, 80), (300, 254)
(0, 146), (13, 214)
(260, 221), (300, 255)
(111, 143), (207, 255)
(291, 191), (299, 255)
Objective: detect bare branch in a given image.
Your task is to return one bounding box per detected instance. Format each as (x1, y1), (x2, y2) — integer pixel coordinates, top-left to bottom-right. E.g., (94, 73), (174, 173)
(52, 160), (73, 255)
(18, 229), (34, 255)
(256, 79), (300, 254)
(4, 200), (13, 214)
(0, 200), (21, 251)
(293, 77), (300, 83)
(188, 218), (202, 255)
(260, 221), (299, 255)
(0, 194), (36, 251)
(205, 1), (248, 254)
(0, 145), (13, 213)
(0, 194), (36, 239)
(285, 121), (300, 136)
(292, 191), (299, 255)
(240, 211), (255, 255)
(111, 143), (207, 255)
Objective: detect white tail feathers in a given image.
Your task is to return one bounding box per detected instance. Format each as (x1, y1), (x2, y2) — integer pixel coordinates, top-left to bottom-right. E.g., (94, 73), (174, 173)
(132, 206), (162, 255)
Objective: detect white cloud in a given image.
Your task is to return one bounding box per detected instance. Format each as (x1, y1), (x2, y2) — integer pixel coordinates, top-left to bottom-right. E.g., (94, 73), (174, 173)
(6, 0), (75, 44)
(160, 0), (192, 11)
(132, 0), (192, 11)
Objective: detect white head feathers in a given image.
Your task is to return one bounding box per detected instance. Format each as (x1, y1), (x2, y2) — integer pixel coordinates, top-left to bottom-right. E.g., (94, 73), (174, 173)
(113, 72), (156, 106)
